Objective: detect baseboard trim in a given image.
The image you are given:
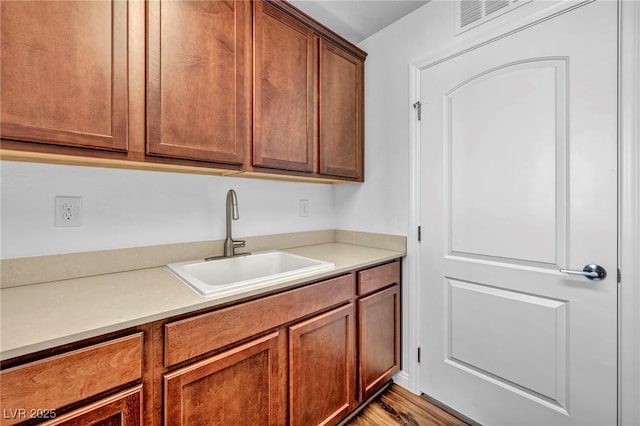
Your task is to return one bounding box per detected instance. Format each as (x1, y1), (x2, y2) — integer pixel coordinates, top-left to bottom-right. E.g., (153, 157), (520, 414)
(392, 370), (410, 390)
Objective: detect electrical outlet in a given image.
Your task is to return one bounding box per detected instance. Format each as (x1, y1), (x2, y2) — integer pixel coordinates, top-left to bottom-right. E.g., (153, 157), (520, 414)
(300, 199), (309, 217)
(55, 196), (82, 227)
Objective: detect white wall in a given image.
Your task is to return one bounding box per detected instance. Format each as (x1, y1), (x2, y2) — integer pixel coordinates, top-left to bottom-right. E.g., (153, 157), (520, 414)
(336, 1), (455, 235)
(338, 0), (467, 392)
(0, 161), (336, 258)
(336, 0), (566, 235)
(0, 2), (531, 254)
(0, 2), (459, 260)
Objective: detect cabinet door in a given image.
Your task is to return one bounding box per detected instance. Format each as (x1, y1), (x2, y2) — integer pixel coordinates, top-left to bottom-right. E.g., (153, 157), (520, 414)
(0, 1), (128, 151)
(318, 39), (364, 180)
(147, 0), (251, 164)
(164, 332), (281, 426)
(358, 284), (400, 400)
(254, 1), (316, 173)
(289, 304), (356, 426)
(41, 387), (142, 426)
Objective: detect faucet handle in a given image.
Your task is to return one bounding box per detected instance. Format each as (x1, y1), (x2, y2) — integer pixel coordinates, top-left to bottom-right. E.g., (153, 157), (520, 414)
(233, 239), (246, 248)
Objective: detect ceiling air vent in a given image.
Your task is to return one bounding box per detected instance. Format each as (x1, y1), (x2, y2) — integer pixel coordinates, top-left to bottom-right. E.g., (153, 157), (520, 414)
(455, 0), (532, 34)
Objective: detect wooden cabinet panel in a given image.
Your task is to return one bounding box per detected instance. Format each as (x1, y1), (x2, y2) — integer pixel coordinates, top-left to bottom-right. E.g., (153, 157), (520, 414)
(165, 274), (354, 367)
(319, 39), (364, 180)
(41, 386), (142, 426)
(289, 304), (356, 426)
(358, 260), (401, 296)
(254, 2), (317, 172)
(164, 332), (281, 426)
(0, 333), (143, 426)
(358, 284), (400, 400)
(1, 0), (367, 184)
(147, 0), (251, 164)
(0, 1), (128, 151)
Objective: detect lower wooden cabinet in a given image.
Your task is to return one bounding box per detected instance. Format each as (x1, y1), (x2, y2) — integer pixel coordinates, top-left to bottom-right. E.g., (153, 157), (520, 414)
(289, 304), (356, 426)
(0, 333), (143, 426)
(356, 260), (401, 400)
(1, 259), (402, 426)
(162, 275), (357, 426)
(41, 386), (142, 426)
(358, 284), (400, 400)
(164, 332), (281, 426)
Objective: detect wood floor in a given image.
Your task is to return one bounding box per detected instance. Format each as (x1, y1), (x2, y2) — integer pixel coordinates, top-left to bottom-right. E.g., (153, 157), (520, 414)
(344, 384), (471, 426)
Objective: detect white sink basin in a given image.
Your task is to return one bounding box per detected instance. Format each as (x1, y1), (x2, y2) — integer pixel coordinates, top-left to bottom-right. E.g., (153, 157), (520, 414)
(167, 251), (335, 297)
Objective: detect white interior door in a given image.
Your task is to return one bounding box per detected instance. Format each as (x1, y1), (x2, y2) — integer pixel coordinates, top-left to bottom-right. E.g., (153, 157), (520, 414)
(419, 2), (618, 425)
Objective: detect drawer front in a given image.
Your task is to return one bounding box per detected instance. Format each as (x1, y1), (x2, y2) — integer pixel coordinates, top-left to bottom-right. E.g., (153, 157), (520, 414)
(41, 386), (143, 426)
(357, 260), (400, 296)
(165, 274), (355, 367)
(0, 333), (143, 426)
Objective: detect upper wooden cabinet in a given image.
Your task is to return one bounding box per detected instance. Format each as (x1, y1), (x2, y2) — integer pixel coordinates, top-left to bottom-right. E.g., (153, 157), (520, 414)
(1, 0), (366, 182)
(319, 40), (364, 179)
(0, 1), (128, 152)
(254, 1), (366, 181)
(146, 0), (252, 165)
(254, 2), (317, 172)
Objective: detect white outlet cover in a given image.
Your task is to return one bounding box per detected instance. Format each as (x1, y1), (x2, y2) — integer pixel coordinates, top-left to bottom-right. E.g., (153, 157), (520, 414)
(55, 196), (82, 227)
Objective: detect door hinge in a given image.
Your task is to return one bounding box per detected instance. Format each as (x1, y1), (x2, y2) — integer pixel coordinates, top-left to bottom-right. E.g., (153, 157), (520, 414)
(418, 226), (421, 242)
(413, 101), (422, 121)
(417, 347), (421, 363)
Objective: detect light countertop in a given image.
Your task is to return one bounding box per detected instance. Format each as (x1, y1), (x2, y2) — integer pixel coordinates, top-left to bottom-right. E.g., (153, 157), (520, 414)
(1, 242), (404, 360)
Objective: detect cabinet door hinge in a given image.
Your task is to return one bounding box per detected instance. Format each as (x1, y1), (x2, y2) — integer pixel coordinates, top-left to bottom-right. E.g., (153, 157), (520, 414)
(413, 101), (422, 121)
(417, 347), (421, 363)
(418, 226), (422, 242)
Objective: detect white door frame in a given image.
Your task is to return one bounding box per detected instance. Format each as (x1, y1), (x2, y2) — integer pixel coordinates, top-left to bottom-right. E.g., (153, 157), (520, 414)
(404, 1), (640, 424)
(618, 1), (640, 425)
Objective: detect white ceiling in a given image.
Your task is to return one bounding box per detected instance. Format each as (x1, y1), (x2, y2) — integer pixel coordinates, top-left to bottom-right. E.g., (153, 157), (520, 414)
(288, 1), (430, 44)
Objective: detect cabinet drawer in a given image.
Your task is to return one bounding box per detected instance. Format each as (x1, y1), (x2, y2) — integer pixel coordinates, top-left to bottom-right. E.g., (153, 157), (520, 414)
(41, 386), (142, 426)
(357, 261), (400, 296)
(165, 274), (354, 367)
(0, 333), (143, 426)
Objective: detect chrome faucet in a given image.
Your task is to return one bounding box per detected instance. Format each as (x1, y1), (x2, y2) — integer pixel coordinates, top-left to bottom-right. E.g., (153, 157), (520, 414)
(223, 189), (246, 257)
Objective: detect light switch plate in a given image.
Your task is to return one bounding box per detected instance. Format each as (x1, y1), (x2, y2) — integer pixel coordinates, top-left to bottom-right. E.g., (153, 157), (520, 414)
(300, 199), (309, 217)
